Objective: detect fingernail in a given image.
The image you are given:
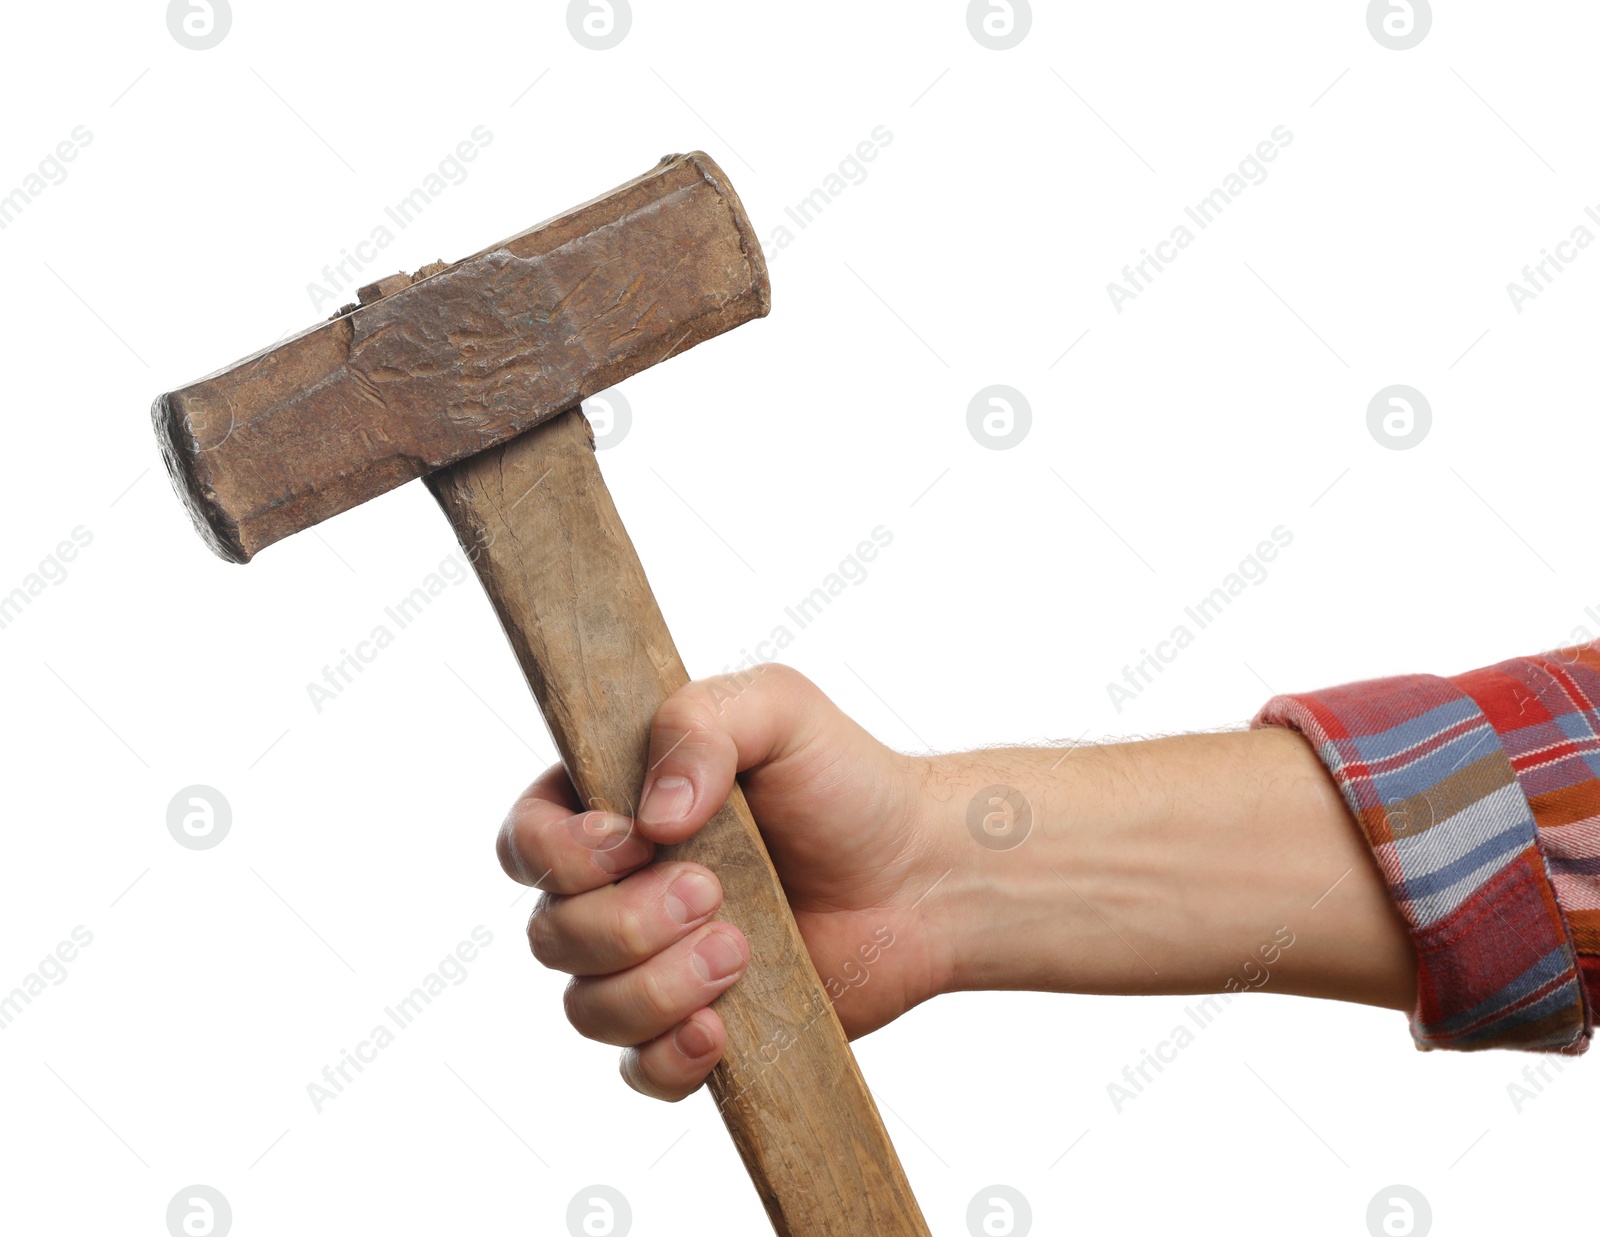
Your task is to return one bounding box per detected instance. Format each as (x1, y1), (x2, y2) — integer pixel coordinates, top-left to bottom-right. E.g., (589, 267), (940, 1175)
(690, 929), (746, 983)
(674, 1017), (716, 1059)
(640, 775), (694, 827)
(662, 870), (719, 925)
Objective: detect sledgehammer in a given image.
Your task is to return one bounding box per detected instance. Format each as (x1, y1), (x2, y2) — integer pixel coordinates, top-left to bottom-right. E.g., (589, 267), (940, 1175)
(152, 151), (929, 1236)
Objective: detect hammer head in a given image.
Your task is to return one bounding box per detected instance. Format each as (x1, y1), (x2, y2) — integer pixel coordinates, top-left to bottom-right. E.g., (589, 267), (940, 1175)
(154, 151), (769, 562)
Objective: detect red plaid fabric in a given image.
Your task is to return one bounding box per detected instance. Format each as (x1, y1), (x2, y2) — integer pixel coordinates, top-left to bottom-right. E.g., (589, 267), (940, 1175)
(1254, 643), (1600, 1053)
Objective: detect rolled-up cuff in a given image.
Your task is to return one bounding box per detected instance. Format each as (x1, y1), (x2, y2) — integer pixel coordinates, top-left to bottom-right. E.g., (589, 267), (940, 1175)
(1253, 650), (1598, 1054)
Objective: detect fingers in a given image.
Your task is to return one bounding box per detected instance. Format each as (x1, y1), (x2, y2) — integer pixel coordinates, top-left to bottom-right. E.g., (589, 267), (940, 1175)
(496, 679), (855, 1099)
(620, 1008), (726, 1101)
(562, 922), (749, 1047)
(498, 763), (654, 894)
(635, 664), (840, 844)
(528, 862), (724, 976)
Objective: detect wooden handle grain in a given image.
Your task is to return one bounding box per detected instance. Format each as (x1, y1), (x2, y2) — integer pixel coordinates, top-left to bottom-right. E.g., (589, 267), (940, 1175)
(426, 407), (929, 1236)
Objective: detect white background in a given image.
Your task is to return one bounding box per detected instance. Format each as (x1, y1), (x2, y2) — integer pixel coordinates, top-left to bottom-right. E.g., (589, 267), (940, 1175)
(1, 1), (1594, 1233)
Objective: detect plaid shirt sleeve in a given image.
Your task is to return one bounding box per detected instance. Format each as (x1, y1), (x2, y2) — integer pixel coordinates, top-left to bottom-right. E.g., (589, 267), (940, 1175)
(1252, 644), (1600, 1054)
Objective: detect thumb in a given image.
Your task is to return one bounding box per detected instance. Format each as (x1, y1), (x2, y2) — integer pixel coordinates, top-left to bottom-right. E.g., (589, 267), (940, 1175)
(632, 664), (845, 845)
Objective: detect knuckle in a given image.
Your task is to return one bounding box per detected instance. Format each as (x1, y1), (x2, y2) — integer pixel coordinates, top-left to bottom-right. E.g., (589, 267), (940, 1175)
(726, 661), (807, 705)
(495, 817), (515, 875)
(634, 968), (676, 1029)
(508, 814), (561, 879)
(562, 978), (597, 1038)
(612, 901), (652, 965)
(674, 664), (816, 732)
(619, 1049), (674, 1101)
(496, 813), (531, 882)
(620, 1051), (686, 1102)
(755, 661), (807, 693)
(654, 690), (724, 747)
(618, 1049), (650, 1096)
(526, 897), (564, 967)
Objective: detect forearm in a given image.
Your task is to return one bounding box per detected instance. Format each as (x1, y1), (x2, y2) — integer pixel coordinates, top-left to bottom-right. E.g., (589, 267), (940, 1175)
(917, 727), (1417, 1010)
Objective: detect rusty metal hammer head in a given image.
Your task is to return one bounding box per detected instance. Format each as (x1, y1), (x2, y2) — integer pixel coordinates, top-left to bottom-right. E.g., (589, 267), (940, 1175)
(153, 151), (769, 562)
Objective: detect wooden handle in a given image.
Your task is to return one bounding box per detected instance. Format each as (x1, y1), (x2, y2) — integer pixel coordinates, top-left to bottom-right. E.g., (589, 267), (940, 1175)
(427, 408), (929, 1236)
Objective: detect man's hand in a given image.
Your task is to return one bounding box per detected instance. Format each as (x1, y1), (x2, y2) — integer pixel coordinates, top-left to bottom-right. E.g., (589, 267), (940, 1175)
(497, 665), (1418, 1103)
(496, 664), (957, 1101)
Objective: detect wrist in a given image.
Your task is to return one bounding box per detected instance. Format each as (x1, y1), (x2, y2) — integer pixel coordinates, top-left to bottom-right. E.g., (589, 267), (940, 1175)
(916, 739), (1164, 997)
